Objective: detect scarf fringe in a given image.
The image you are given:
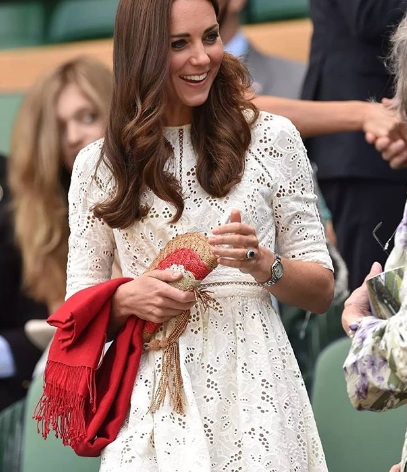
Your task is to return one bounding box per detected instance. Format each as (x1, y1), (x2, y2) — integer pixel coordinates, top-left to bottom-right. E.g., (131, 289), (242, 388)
(34, 361), (96, 448)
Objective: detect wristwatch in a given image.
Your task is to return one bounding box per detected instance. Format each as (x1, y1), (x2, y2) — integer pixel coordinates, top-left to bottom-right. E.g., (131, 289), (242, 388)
(260, 254), (284, 287)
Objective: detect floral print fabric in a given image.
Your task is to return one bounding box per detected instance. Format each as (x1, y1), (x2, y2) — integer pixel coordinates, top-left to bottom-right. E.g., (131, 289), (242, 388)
(344, 200), (407, 470)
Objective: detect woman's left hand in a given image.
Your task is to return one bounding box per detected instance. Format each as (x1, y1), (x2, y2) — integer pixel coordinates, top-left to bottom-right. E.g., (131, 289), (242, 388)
(208, 209), (333, 314)
(208, 209), (272, 282)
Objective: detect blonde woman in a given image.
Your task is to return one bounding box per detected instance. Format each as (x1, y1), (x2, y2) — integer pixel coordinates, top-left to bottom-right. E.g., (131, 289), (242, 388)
(8, 55), (112, 314)
(0, 57), (112, 404)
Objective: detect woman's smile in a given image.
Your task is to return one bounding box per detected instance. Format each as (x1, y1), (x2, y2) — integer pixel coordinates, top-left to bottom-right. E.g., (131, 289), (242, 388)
(165, 0), (224, 126)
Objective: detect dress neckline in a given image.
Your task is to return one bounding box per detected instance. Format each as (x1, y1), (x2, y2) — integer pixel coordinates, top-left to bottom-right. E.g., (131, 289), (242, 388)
(164, 123), (191, 131)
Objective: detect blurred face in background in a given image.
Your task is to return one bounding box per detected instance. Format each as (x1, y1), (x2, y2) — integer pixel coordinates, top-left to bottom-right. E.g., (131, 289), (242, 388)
(56, 81), (105, 171)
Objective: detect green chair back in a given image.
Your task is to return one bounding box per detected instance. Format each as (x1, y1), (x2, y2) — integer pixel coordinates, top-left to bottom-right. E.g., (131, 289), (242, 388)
(46, 0), (119, 43)
(0, 2), (45, 49)
(21, 374), (101, 472)
(245, 0), (309, 23)
(0, 399), (25, 472)
(311, 337), (407, 472)
(0, 94), (24, 156)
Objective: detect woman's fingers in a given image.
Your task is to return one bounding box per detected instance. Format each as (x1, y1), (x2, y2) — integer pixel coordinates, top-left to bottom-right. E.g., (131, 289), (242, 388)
(115, 272), (197, 324)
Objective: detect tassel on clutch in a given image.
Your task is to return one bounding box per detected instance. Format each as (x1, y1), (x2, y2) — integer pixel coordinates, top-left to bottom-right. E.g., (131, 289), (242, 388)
(143, 232), (218, 414)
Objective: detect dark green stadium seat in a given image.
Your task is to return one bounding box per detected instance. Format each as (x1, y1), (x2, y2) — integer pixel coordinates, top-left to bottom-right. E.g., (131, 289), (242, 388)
(0, 94), (24, 156)
(0, 399), (25, 472)
(312, 338), (407, 472)
(21, 374), (100, 472)
(46, 0), (119, 43)
(244, 0), (310, 24)
(0, 2), (45, 49)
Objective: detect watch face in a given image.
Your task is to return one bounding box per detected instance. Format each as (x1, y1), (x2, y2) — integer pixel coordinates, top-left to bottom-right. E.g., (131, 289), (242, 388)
(274, 263), (283, 279)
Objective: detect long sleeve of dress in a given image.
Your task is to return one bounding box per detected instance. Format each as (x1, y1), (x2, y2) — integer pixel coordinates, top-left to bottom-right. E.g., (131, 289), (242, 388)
(66, 139), (116, 300)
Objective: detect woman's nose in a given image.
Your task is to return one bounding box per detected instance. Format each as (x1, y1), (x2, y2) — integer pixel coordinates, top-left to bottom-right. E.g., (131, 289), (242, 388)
(190, 43), (211, 66)
(66, 122), (82, 146)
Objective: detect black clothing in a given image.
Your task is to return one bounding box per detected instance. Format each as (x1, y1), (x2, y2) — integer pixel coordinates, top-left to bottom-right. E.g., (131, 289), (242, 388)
(301, 0), (407, 290)
(0, 154), (48, 411)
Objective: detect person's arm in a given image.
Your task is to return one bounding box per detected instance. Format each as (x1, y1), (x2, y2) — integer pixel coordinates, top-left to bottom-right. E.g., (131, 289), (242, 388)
(252, 95), (405, 139)
(67, 145), (196, 338)
(208, 118), (334, 314)
(343, 262), (407, 411)
(366, 99), (407, 169)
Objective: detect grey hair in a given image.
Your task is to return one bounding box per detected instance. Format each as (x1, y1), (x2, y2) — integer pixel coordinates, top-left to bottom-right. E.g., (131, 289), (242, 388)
(389, 13), (407, 121)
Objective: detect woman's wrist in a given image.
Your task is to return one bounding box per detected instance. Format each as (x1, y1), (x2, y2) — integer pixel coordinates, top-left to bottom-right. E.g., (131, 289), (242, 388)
(110, 283), (132, 335)
(251, 247), (276, 283)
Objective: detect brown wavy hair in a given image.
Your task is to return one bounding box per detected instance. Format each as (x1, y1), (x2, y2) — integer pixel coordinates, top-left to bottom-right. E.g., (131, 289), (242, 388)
(8, 56), (112, 310)
(95, 0), (259, 228)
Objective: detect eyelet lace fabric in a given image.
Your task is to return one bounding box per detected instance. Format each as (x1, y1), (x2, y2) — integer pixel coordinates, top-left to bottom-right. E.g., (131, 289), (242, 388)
(67, 112), (332, 471)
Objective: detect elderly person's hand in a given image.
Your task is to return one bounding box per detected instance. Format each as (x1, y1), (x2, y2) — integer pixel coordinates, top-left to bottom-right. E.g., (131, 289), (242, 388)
(365, 98), (407, 169)
(341, 261), (382, 336)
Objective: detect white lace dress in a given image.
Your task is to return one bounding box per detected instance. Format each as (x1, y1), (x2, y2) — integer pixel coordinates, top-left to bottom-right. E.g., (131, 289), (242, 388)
(66, 111), (332, 472)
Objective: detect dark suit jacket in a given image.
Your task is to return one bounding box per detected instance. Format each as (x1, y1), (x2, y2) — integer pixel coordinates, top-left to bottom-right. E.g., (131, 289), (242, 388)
(301, 0), (407, 181)
(243, 43), (307, 99)
(0, 154), (48, 410)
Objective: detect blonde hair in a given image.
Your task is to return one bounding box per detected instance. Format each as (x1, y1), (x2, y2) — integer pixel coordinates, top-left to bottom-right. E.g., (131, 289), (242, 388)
(390, 13), (407, 122)
(8, 56), (112, 309)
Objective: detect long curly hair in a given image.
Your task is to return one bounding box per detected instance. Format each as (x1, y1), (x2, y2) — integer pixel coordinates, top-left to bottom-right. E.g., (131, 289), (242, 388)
(8, 56), (112, 310)
(95, 0), (259, 228)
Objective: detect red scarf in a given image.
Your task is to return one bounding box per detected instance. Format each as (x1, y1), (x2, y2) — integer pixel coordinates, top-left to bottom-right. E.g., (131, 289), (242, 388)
(34, 277), (144, 457)
(35, 233), (218, 456)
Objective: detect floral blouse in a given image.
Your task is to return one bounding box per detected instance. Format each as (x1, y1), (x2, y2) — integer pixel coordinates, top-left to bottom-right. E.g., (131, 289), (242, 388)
(344, 201), (407, 470)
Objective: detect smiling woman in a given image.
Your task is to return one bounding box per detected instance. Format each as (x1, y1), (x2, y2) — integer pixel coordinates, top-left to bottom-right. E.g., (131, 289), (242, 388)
(166, 1), (224, 125)
(37, 1), (334, 471)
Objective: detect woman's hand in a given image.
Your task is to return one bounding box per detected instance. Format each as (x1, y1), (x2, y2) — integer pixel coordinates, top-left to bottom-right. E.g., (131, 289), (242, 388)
(208, 209), (274, 283)
(341, 261), (382, 336)
(110, 270), (197, 335)
(389, 463), (401, 472)
(365, 98), (407, 169)
(209, 209), (333, 313)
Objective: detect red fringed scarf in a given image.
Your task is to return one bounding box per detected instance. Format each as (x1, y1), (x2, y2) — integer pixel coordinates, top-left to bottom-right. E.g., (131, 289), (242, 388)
(34, 277), (143, 457)
(35, 232), (218, 457)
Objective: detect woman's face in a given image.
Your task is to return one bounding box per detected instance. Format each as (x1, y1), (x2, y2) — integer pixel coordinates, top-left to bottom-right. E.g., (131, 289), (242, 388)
(165, 0), (224, 126)
(56, 82), (106, 171)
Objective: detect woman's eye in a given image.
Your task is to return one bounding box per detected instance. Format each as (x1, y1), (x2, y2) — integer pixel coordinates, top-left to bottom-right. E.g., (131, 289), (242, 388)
(82, 113), (97, 124)
(171, 39), (186, 50)
(205, 32), (219, 43)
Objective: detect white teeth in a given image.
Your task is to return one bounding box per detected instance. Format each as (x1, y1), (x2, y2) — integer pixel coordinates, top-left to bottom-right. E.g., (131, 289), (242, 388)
(181, 73), (208, 82)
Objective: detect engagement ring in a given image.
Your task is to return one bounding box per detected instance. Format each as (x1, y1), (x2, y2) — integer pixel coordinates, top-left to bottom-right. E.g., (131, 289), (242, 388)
(246, 249), (256, 260)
